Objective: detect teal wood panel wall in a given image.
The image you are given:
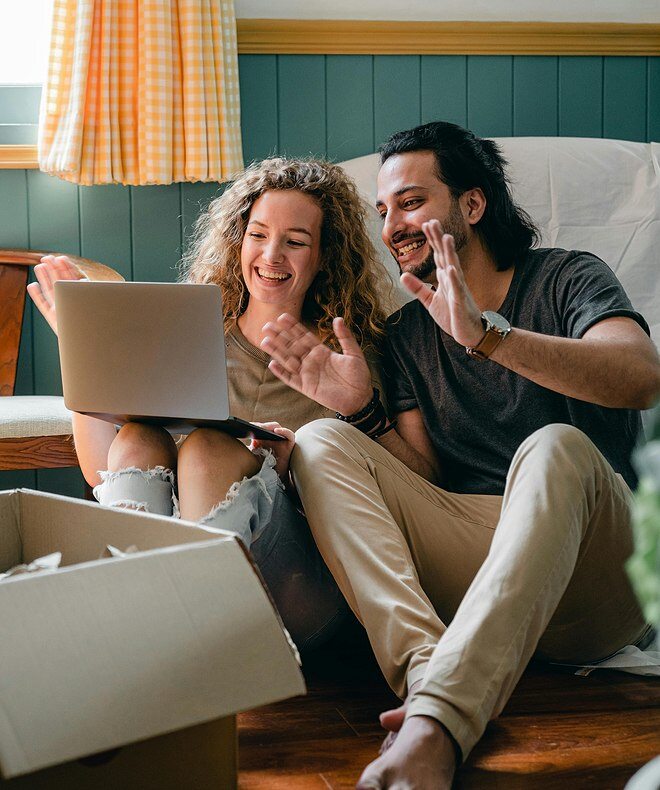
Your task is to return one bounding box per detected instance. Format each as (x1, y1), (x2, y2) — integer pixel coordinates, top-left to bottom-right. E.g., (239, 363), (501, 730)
(1, 54), (658, 495)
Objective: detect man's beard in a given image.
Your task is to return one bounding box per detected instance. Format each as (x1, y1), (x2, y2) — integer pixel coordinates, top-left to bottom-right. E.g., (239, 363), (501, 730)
(401, 199), (468, 281)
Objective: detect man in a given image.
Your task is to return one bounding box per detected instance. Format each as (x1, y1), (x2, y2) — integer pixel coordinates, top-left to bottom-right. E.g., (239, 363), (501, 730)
(260, 121), (660, 788)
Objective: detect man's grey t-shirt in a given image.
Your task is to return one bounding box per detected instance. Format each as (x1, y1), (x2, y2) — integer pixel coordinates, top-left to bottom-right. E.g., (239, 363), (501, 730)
(384, 247), (648, 495)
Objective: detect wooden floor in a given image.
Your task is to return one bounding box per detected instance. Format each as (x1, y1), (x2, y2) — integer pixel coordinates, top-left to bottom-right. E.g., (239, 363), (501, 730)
(238, 621), (660, 789)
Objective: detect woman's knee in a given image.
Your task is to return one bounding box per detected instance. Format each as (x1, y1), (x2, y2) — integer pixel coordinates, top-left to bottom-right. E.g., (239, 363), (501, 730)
(108, 422), (177, 472)
(178, 428), (259, 479)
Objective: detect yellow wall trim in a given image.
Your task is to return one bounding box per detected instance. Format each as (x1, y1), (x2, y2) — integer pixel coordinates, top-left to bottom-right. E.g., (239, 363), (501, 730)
(237, 20), (660, 56)
(0, 146), (38, 169)
(2, 22), (657, 170)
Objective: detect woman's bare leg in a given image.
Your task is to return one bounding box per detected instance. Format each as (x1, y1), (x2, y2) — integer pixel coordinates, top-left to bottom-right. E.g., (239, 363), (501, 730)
(107, 422), (178, 471)
(95, 423), (179, 515)
(176, 428), (260, 521)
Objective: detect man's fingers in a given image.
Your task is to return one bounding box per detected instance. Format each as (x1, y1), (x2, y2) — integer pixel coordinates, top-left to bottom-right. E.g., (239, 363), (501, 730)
(400, 272), (435, 311)
(446, 264), (470, 310)
(443, 232), (456, 262)
(442, 233), (464, 277)
(425, 219), (445, 249)
(422, 220), (446, 269)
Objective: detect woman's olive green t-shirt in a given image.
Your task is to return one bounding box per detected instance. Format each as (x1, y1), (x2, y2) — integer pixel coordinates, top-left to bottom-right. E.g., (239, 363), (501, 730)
(225, 325), (382, 432)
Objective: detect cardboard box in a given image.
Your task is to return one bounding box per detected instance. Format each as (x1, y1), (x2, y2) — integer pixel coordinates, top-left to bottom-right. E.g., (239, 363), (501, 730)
(0, 489), (306, 789)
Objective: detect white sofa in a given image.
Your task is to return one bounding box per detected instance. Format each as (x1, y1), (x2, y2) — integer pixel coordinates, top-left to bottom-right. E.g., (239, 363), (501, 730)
(340, 137), (660, 347)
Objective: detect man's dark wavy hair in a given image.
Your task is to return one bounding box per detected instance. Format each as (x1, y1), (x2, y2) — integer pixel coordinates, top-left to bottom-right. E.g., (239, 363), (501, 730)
(379, 121), (539, 271)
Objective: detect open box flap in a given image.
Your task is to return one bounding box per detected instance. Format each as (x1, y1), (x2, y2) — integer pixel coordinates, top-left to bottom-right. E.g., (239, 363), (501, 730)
(0, 490), (305, 778)
(14, 488), (235, 564)
(0, 491), (21, 572)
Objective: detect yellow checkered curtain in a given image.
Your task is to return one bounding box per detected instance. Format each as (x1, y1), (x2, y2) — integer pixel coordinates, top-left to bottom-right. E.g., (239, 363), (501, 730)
(38, 0), (243, 185)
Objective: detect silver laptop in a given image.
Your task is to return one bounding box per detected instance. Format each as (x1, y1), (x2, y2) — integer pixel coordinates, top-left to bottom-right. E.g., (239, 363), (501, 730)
(54, 281), (282, 440)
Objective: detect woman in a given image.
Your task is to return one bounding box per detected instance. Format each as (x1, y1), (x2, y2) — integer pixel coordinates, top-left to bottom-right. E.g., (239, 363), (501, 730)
(28, 157), (392, 650)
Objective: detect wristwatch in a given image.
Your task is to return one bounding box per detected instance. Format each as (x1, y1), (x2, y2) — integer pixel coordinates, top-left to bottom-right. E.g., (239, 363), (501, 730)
(466, 311), (511, 360)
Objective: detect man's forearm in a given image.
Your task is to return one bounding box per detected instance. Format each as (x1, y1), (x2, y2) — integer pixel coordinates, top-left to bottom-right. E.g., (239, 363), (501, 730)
(490, 327), (660, 409)
(376, 428), (442, 485)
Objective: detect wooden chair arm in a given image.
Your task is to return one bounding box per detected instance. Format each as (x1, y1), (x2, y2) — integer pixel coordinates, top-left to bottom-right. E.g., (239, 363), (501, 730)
(0, 250), (124, 282)
(0, 250), (124, 395)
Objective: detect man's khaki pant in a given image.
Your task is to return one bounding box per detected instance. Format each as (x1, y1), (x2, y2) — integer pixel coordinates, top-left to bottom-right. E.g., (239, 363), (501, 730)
(290, 419), (648, 758)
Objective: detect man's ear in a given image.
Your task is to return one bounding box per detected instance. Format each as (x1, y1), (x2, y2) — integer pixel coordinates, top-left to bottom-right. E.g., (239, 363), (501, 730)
(462, 188), (486, 226)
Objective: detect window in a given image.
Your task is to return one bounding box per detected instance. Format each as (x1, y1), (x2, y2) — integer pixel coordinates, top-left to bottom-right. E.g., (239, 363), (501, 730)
(0, 0), (52, 145)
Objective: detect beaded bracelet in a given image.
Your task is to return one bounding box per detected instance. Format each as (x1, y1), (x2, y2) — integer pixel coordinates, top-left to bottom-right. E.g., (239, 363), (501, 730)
(336, 388), (381, 424)
(370, 418), (398, 440)
(336, 389), (397, 440)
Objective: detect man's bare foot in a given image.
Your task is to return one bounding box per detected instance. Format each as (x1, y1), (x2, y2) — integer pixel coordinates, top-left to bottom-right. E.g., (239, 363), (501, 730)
(356, 715), (456, 789)
(378, 680), (421, 754)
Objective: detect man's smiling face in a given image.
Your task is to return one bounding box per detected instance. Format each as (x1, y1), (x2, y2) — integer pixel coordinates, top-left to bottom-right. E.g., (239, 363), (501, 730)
(376, 150), (468, 281)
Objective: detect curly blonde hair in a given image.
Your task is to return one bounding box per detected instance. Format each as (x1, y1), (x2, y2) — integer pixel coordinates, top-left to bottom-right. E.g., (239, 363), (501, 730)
(180, 158), (393, 352)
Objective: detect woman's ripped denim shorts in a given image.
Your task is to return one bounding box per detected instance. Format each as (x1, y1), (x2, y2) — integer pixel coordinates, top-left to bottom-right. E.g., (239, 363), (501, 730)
(93, 451), (346, 651)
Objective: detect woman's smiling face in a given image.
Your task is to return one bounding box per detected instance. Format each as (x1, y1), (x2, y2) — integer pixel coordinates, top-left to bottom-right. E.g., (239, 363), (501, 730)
(240, 189), (323, 311)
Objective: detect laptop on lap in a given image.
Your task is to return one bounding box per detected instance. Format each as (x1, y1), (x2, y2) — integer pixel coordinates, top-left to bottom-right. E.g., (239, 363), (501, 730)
(54, 281), (283, 440)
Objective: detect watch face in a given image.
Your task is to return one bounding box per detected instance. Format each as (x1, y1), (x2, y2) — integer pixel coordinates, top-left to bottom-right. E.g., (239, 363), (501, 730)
(482, 311), (510, 333)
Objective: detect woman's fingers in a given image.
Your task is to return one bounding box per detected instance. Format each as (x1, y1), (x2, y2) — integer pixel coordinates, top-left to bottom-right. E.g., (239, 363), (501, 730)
(26, 280), (58, 334)
(272, 314), (319, 353)
(26, 281), (51, 317)
(251, 421), (295, 443)
(27, 255), (85, 337)
(26, 280), (47, 309)
(34, 255), (83, 302)
(261, 316), (319, 374)
(50, 254), (82, 279)
(267, 358), (299, 386)
(333, 317), (363, 358)
(33, 262), (56, 305)
(262, 335), (306, 375)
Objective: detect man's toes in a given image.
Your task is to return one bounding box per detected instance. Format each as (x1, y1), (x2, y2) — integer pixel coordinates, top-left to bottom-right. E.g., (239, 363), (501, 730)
(356, 759), (385, 789)
(379, 705), (406, 732)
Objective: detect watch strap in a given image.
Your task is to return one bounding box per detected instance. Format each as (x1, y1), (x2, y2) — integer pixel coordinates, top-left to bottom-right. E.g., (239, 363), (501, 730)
(466, 329), (505, 360)
(466, 312), (511, 360)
